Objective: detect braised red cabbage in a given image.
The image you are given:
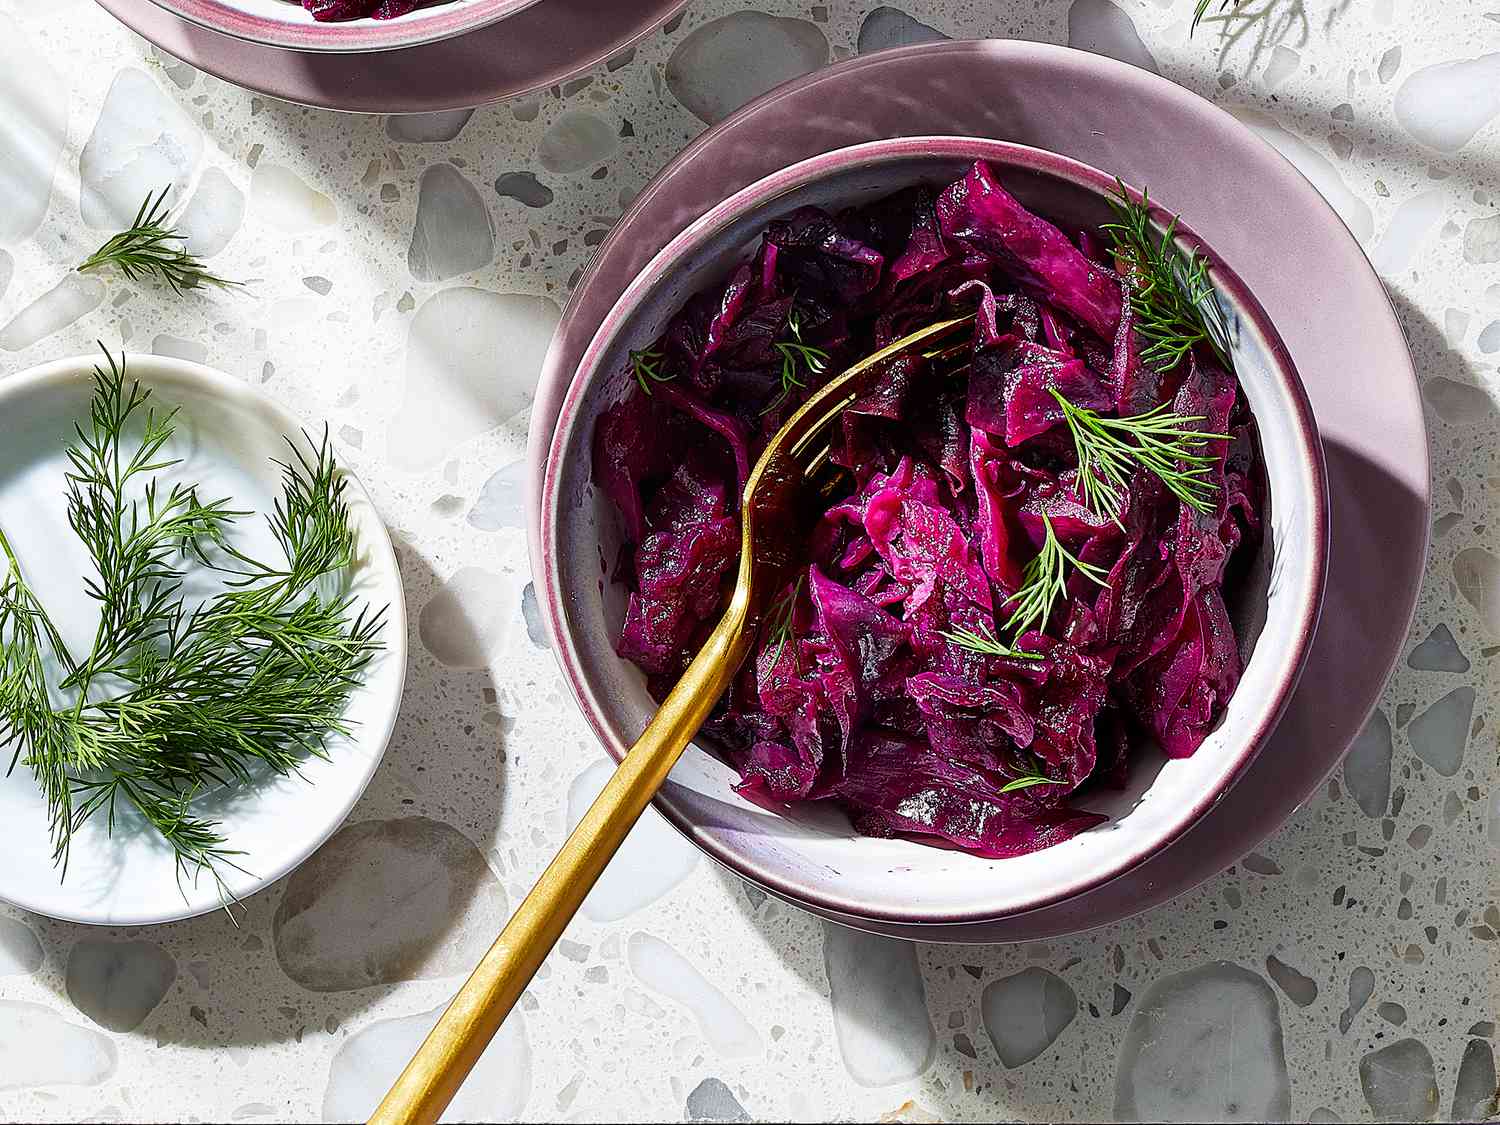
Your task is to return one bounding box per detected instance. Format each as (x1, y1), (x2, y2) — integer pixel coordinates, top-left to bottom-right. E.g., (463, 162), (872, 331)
(301, 0), (416, 21)
(594, 161), (1262, 859)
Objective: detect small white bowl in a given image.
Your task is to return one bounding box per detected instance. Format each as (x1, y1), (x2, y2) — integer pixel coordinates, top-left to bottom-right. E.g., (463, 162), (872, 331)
(0, 354), (406, 925)
(540, 138), (1328, 933)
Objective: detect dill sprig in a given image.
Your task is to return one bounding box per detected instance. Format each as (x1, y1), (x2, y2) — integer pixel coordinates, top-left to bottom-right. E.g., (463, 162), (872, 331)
(630, 347), (675, 396)
(999, 772), (1067, 794)
(1102, 181), (1229, 370)
(941, 622), (1044, 661)
(1191, 0), (1223, 32)
(1051, 389), (1228, 520)
(761, 309), (829, 415)
(1003, 514), (1110, 640)
(762, 575), (803, 671)
(78, 187), (242, 295)
(0, 348), (382, 899)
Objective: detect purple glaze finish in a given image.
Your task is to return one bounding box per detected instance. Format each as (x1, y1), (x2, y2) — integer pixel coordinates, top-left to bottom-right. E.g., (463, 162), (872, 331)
(540, 137), (1329, 929)
(99, 0), (689, 112)
(528, 41), (1429, 941)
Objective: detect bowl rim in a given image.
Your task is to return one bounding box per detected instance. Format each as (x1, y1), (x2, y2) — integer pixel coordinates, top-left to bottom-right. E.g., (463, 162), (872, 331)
(143, 0), (539, 54)
(540, 135), (1330, 925)
(0, 352), (409, 924)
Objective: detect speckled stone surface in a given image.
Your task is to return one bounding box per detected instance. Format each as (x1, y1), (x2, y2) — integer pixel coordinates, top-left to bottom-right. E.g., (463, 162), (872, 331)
(0, 1), (1496, 1122)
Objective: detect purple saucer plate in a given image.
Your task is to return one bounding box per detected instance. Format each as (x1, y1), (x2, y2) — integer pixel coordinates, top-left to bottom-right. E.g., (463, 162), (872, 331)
(96, 0), (689, 113)
(526, 40), (1429, 941)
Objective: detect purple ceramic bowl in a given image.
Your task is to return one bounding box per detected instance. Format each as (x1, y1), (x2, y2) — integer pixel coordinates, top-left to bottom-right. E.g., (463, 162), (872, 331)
(149, 0), (537, 53)
(539, 137), (1329, 930)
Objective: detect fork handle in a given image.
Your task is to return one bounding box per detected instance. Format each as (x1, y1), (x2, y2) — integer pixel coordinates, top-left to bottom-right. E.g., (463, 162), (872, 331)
(368, 603), (753, 1125)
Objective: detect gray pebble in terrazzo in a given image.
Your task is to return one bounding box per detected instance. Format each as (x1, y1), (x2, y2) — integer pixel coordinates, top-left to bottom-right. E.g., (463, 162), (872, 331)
(1479, 319), (1500, 354)
(0, 275), (104, 353)
(1451, 1039), (1498, 1121)
(150, 333), (206, 365)
(665, 12), (829, 126)
(1263, 45), (1300, 90)
(148, 45), (194, 88)
(567, 762), (697, 921)
(1377, 46), (1402, 85)
(520, 582), (549, 649)
(407, 163), (496, 284)
(1454, 548), (1500, 635)
(1115, 962), (1289, 1122)
(493, 171), (554, 208)
(324, 1001), (529, 1122)
(855, 7), (948, 54)
(685, 1077), (751, 1122)
(536, 111), (618, 174)
(0, 916), (42, 977)
(390, 287), (558, 471)
(1359, 1038), (1439, 1121)
(981, 966), (1077, 1070)
(1344, 708), (1394, 817)
(1066, 0), (1159, 75)
(175, 167), (244, 259)
(385, 109), (474, 144)
(626, 932), (760, 1058)
(79, 68), (203, 230)
(825, 924), (935, 1085)
(250, 164), (336, 232)
(1393, 53), (1500, 153)
(1407, 624), (1470, 672)
(467, 460), (527, 531)
(273, 817), (507, 992)
(418, 566), (514, 669)
(0, 1001), (117, 1090)
(1407, 685), (1474, 776)
(64, 940), (177, 1033)
(1421, 377), (1493, 424)
(1464, 214), (1500, 264)
(1264, 955), (1317, 1007)
(1240, 851), (1280, 875)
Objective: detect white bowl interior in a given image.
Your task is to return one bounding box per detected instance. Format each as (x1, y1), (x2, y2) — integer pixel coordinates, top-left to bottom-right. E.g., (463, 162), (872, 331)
(0, 355), (406, 924)
(548, 145), (1323, 922)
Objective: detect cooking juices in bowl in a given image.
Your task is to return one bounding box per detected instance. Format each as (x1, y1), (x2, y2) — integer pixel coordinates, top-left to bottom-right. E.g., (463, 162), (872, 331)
(592, 160), (1265, 860)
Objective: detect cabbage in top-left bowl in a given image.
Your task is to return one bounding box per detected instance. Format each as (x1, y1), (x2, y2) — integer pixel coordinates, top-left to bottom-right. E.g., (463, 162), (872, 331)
(148, 0), (539, 53)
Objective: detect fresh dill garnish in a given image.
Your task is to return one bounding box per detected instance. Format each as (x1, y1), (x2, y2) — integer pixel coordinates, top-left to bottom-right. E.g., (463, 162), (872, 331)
(1050, 389), (1229, 520)
(0, 348), (383, 899)
(1101, 181), (1229, 370)
(78, 187), (243, 295)
(761, 308), (829, 415)
(998, 773), (1067, 794)
(763, 574), (803, 670)
(1003, 514), (1110, 640)
(941, 622), (1044, 660)
(1191, 0), (1222, 32)
(630, 346), (674, 396)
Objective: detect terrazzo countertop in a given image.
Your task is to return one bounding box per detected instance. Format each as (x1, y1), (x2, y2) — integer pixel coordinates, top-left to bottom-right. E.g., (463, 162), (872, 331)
(0, 1), (1497, 1121)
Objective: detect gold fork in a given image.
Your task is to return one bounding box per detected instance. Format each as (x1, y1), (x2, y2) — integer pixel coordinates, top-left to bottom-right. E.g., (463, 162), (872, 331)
(369, 313), (974, 1125)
